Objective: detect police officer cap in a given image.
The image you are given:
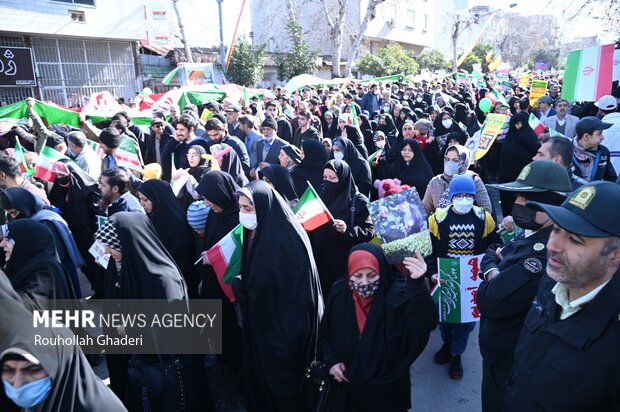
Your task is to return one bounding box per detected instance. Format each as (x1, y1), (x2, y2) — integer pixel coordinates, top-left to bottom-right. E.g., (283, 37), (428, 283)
(490, 160), (572, 193)
(528, 181), (620, 238)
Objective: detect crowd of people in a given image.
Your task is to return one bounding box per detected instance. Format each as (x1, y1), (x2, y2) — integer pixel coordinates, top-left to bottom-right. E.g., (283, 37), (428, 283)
(0, 72), (620, 412)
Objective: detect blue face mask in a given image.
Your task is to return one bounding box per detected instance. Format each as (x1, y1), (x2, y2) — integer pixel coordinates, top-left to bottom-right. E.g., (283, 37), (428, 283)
(3, 377), (52, 409)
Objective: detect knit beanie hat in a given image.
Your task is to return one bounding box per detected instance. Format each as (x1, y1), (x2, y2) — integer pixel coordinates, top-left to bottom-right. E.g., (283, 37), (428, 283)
(261, 116), (278, 131)
(187, 200), (210, 231)
(448, 174), (476, 200)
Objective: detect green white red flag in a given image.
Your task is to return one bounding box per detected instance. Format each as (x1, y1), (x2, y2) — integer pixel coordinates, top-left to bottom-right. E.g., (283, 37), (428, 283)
(293, 183), (333, 231)
(433, 254), (483, 323)
(562, 44), (615, 102)
(528, 114), (546, 138)
(12, 139), (35, 176)
(206, 224), (244, 302)
(34, 146), (71, 182)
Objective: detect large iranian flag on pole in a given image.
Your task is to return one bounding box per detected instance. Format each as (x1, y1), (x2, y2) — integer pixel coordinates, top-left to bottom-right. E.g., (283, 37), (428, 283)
(206, 224), (244, 302)
(34, 146), (71, 182)
(434, 254), (483, 323)
(562, 44), (615, 102)
(293, 183), (333, 231)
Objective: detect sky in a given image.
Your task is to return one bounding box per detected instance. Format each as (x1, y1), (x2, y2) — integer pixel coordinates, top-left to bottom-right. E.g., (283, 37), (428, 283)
(469, 0), (620, 42)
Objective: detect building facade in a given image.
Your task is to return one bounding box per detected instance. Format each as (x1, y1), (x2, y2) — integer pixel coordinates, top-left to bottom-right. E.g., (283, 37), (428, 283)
(0, 0), (177, 107)
(250, 0), (436, 84)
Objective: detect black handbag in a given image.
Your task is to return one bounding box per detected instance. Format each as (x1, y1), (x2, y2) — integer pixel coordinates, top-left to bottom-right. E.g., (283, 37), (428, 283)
(125, 354), (186, 412)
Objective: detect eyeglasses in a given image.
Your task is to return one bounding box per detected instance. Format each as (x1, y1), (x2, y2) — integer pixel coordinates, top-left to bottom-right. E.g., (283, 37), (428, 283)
(453, 194), (474, 200)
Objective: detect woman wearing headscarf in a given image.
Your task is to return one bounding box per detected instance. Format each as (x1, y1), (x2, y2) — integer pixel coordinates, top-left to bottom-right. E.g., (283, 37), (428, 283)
(377, 113), (398, 149)
(343, 125), (369, 159)
(196, 171), (243, 372)
(332, 136), (372, 197)
(210, 143), (249, 187)
(319, 244), (437, 411)
(311, 160), (375, 295)
(388, 139), (434, 199)
(422, 144), (492, 215)
(137, 179), (199, 298)
(498, 111), (541, 217)
(232, 180), (322, 412)
(322, 110), (338, 140)
(259, 165), (299, 208)
(0, 272), (126, 412)
(278, 144), (302, 173)
(291, 138), (328, 196)
(359, 114), (376, 156)
(0, 188), (85, 298)
(0, 219), (75, 309)
(175, 144), (212, 210)
(47, 159), (102, 295)
(368, 131), (391, 189)
(94, 213), (211, 411)
(433, 111), (469, 156)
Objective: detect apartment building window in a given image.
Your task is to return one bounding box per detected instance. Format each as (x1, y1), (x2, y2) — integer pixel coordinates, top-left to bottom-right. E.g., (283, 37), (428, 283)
(406, 9), (415, 28)
(384, 3), (397, 22)
(423, 14), (429, 31)
(53, 0), (95, 6)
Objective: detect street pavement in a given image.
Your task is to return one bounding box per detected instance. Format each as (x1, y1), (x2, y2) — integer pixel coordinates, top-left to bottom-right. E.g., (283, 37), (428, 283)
(410, 325), (482, 411)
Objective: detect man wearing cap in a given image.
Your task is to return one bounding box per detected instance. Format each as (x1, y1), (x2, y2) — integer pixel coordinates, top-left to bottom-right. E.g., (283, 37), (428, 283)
(534, 95), (557, 122)
(252, 116), (287, 178)
(225, 104), (246, 141)
(543, 99), (579, 138)
(478, 160), (572, 412)
(144, 117), (173, 181)
(503, 181), (620, 411)
(596, 94), (620, 173)
(99, 127), (125, 172)
(571, 116), (617, 182)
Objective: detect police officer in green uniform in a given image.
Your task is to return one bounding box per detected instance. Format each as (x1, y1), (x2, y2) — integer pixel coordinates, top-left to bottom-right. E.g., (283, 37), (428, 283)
(503, 181), (620, 411)
(477, 160), (573, 412)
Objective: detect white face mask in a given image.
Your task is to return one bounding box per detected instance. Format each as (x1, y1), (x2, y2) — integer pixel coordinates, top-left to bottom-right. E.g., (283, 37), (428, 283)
(444, 161), (460, 177)
(375, 140), (385, 149)
(334, 152), (344, 161)
(442, 119), (453, 129)
(416, 96), (423, 102)
(239, 212), (257, 230)
(452, 198), (474, 214)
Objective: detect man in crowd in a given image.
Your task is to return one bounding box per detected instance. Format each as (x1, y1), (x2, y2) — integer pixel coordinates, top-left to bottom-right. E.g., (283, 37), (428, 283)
(225, 104), (245, 140)
(204, 118), (250, 173)
(533, 134), (587, 190)
(543, 99), (579, 138)
(99, 127), (124, 172)
(596, 94), (620, 173)
(360, 83), (380, 114)
(265, 101), (293, 143)
(98, 167), (144, 216)
(238, 114), (261, 169)
(503, 181), (620, 411)
(479, 160), (572, 412)
(292, 109), (320, 148)
(251, 116), (287, 178)
(0, 155), (49, 205)
(163, 113), (210, 172)
(66, 130), (102, 179)
(534, 96), (556, 122)
(144, 117), (173, 181)
(571, 117), (617, 182)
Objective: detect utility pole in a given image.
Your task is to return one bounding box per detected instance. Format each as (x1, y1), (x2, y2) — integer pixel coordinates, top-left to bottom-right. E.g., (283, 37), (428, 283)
(217, 0), (226, 69)
(172, 0), (194, 63)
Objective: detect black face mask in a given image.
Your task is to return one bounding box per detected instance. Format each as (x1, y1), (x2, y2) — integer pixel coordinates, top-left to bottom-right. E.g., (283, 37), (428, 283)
(322, 180), (340, 194)
(511, 203), (543, 231)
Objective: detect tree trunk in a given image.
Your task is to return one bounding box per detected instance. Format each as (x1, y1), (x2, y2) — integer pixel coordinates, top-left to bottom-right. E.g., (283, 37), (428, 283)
(343, 0), (383, 77)
(172, 0), (194, 63)
(322, 0), (347, 78)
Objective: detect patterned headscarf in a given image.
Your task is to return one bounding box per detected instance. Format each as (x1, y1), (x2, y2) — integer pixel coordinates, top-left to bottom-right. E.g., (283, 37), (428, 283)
(94, 219), (121, 250)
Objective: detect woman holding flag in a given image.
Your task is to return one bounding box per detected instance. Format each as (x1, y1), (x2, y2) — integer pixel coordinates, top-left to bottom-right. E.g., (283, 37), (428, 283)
(232, 180), (322, 412)
(311, 160), (375, 296)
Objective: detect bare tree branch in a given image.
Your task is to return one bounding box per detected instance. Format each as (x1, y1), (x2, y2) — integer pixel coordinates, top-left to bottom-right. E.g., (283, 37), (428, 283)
(343, 0), (384, 77)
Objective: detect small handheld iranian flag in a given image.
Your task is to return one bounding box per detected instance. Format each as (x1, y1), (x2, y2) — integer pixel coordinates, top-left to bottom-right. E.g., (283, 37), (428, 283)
(434, 254), (483, 323)
(34, 146), (71, 182)
(562, 44), (615, 102)
(13, 140), (35, 176)
(528, 113), (546, 138)
(293, 183), (333, 231)
(206, 224), (244, 302)
(349, 103), (359, 127)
